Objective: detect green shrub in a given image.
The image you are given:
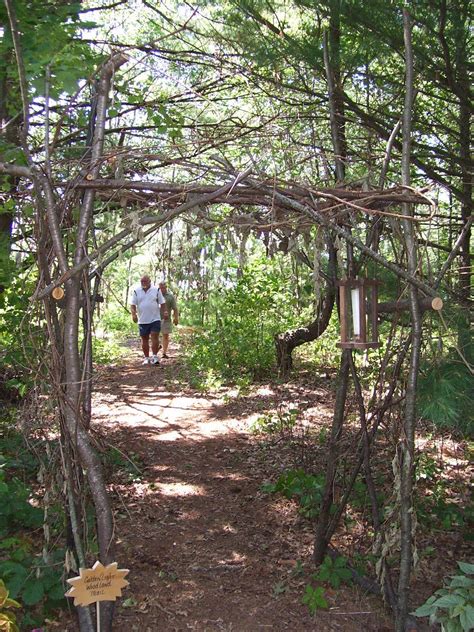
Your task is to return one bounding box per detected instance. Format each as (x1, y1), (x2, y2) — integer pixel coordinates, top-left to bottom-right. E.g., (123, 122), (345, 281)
(0, 424), (65, 627)
(250, 408), (299, 435)
(301, 584), (328, 615)
(412, 561), (474, 631)
(103, 446), (143, 483)
(0, 578), (20, 632)
(310, 313), (340, 368)
(92, 337), (126, 364)
(313, 555), (352, 589)
(99, 308), (136, 338)
(263, 469), (325, 518)
(0, 271), (39, 399)
(418, 360), (474, 435)
(184, 262), (300, 385)
(0, 470), (43, 537)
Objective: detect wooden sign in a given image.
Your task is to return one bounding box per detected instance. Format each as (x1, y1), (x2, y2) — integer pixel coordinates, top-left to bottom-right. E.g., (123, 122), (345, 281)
(65, 561), (129, 607)
(51, 287), (64, 300)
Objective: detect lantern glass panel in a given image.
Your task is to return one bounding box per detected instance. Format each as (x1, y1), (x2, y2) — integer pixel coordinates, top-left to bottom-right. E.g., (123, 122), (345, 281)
(337, 279), (379, 350)
(350, 288), (361, 336)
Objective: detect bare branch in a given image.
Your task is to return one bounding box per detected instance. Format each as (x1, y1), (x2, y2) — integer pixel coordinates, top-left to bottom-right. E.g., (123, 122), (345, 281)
(4, 0), (30, 149)
(0, 161), (32, 178)
(245, 176), (439, 297)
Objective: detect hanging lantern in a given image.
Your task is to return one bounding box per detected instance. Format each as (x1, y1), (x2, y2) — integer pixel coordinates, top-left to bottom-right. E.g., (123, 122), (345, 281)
(337, 278), (380, 350)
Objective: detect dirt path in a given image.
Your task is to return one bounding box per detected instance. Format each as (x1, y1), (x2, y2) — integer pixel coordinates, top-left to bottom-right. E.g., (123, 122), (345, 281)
(78, 338), (391, 631)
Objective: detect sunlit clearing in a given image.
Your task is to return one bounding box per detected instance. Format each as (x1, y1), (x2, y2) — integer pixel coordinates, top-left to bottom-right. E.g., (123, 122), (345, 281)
(157, 430), (186, 441)
(255, 386), (275, 396)
(156, 482), (206, 497)
(218, 551), (247, 564)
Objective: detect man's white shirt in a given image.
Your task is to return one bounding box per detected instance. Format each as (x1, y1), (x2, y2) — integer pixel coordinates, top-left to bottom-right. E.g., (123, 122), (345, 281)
(131, 286), (165, 324)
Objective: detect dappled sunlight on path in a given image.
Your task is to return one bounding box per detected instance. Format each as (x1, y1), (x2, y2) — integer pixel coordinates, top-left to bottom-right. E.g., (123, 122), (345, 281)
(84, 340), (391, 632)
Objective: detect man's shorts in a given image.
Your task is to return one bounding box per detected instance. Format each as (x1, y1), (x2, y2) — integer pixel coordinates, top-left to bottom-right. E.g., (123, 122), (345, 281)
(161, 319), (172, 335)
(139, 320), (161, 337)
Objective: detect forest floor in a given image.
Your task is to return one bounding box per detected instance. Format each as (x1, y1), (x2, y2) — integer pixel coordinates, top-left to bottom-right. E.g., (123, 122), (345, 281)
(56, 330), (467, 632)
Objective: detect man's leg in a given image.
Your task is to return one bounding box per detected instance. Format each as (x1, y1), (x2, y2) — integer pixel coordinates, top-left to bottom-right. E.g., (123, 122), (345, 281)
(162, 333), (170, 356)
(149, 321), (162, 364)
(141, 335), (150, 358)
(150, 332), (160, 355)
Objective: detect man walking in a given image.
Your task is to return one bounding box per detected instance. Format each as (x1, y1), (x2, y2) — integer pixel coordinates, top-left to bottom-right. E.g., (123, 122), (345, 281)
(131, 275), (167, 365)
(159, 281), (179, 359)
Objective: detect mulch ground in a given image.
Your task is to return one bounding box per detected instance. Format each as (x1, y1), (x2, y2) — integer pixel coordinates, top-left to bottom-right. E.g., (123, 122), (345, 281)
(57, 334), (464, 631)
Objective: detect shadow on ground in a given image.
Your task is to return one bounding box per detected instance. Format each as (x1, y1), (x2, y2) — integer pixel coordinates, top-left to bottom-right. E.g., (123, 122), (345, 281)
(63, 339), (399, 632)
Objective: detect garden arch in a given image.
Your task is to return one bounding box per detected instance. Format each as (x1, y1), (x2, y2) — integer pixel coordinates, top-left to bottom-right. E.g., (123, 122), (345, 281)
(0, 29), (469, 629)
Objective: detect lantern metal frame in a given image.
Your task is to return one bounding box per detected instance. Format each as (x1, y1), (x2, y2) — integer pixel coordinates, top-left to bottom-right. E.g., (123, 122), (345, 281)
(337, 278), (380, 350)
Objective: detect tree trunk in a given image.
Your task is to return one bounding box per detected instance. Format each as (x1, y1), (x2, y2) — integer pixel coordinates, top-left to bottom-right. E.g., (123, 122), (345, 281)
(275, 237), (337, 378)
(396, 12), (421, 631)
(457, 75), (472, 363)
(0, 40), (20, 292)
(313, 349), (350, 565)
(275, 284), (335, 377)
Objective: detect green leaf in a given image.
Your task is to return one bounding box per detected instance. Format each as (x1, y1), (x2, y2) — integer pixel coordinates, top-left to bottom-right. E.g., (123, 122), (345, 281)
(330, 575), (341, 588)
(412, 603), (437, 617)
(316, 567), (330, 581)
(433, 593), (464, 608)
(457, 562), (474, 575)
(450, 576), (473, 588)
(302, 585), (328, 615)
(460, 605), (474, 631)
(22, 578), (44, 605)
(3, 579), (23, 601)
(122, 597), (137, 608)
(46, 580), (67, 602)
(412, 595), (437, 617)
(0, 611), (20, 632)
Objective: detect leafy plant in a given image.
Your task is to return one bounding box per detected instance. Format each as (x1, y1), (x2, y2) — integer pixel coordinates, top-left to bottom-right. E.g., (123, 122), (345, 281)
(418, 360), (474, 435)
(91, 337), (126, 365)
(301, 584), (328, 616)
(412, 561), (474, 631)
(272, 581), (289, 597)
(0, 271), (39, 397)
(415, 454), (471, 532)
(99, 308), (136, 338)
(415, 453), (442, 482)
(103, 447), (143, 483)
(3, 380), (28, 399)
(250, 408), (299, 435)
(0, 579), (20, 632)
(0, 469), (43, 538)
(263, 469), (325, 518)
(313, 555), (352, 589)
(0, 425), (65, 626)
(0, 535), (66, 621)
(184, 260), (302, 385)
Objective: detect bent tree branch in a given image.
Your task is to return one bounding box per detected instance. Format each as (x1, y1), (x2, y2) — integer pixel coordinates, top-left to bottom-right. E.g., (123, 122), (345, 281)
(275, 235), (337, 377)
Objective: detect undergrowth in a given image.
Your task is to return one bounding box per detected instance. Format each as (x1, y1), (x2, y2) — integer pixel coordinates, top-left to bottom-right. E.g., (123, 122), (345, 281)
(183, 263), (303, 387)
(418, 359), (474, 435)
(256, 398), (473, 618)
(0, 415), (66, 629)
